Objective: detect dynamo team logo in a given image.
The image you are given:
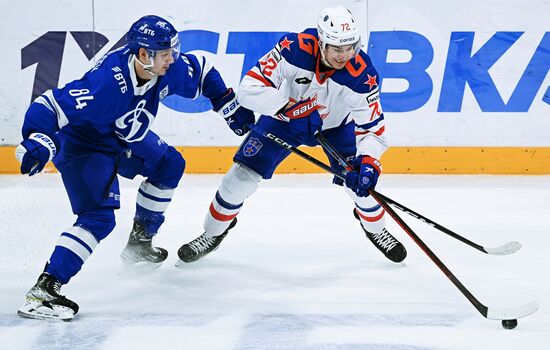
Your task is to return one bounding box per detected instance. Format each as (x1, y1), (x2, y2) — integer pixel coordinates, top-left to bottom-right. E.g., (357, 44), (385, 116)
(243, 137), (263, 157)
(114, 100), (155, 142)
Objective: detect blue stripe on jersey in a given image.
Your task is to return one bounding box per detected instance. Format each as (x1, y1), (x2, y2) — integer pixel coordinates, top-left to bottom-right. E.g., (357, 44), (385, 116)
(215, 191), (243, 210)
(356, 203), (382, 213)
(61, 232), (93, 254)
(355, 115), (385, 130)
(138, 188), (172, 203)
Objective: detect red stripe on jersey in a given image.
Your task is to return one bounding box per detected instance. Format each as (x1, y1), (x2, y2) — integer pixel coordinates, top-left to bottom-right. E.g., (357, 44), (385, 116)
(355, 208), (385, 222)
(209, 203), (239, 222)
(246, 71), (275, 88)
(374, 126), (385, 136)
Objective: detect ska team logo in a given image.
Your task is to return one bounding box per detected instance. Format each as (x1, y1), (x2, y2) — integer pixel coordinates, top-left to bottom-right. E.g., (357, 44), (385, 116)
(243, 137), (263, 157)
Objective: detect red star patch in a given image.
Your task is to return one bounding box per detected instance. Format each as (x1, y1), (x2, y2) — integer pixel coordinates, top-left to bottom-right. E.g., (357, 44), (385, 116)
(364, 74), (378, 89)
(279, 37), (294, 51)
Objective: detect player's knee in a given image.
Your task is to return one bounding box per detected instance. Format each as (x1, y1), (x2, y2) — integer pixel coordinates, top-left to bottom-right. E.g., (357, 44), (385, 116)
(147, 146), (186, 189)
(166, 146), (186, 176)
(219, 162), (261, 204)
(159, 146), (186, 187)
(75, 208), (116, 242)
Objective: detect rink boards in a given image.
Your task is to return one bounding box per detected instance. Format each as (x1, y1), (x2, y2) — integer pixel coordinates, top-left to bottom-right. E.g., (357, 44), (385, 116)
(1, 0), (549, 174)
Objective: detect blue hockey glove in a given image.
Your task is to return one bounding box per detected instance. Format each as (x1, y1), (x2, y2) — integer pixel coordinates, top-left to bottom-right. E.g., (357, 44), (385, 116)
(345, 155), (382, 197)
(211, 88), (255, 136)
(15, 133), (58, 176)
(279, 98), (323, 146)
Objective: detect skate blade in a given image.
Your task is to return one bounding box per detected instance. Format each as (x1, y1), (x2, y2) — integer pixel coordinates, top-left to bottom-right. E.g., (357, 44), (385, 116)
(175, 258), (197, 268)
(18, 301), (75, 322)
(175, 258), (187, 268)
(120, 252), (164, 269)
(120, 258), (164, 274)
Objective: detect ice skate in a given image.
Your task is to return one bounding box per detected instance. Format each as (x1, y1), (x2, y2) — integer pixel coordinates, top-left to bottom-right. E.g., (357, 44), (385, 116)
(17, 273), (79, 322)
(176, 218), (237, 265)
(354, 210), (407, 263)
(120, 220), (168, 266)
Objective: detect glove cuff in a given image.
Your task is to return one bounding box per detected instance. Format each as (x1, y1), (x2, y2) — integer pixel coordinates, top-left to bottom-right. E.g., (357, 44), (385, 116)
(210, 88), (240, 119)
(29, 133), (57, 161)
(361, 155), (382, 174)
(282, 97), (319, 119)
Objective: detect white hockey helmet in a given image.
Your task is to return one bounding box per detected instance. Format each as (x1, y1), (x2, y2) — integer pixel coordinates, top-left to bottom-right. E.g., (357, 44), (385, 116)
(317, 6), (361, 54)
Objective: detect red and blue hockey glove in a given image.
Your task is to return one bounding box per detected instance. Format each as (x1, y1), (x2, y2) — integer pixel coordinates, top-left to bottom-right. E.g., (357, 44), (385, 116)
(211, 88), (255, 136)
(15, 133), (58, 176)
(280, 98), (323, 146)
(345, 155), (382, 197)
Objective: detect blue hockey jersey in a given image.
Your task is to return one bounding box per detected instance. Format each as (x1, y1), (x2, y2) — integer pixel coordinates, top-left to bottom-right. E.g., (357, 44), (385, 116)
(22, 46), (228, 156)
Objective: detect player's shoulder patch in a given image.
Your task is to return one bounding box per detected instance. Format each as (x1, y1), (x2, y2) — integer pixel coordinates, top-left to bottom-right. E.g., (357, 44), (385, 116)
(274, 32), (299, 62)
(332, 51), (380, 94)
(276, 28), (318, 72)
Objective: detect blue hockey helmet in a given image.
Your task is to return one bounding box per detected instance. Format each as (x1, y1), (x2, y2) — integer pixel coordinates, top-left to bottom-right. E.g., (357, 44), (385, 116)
(126, 15), (180, 58)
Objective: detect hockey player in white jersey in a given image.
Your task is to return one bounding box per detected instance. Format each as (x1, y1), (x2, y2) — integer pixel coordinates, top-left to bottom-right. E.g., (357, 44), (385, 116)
(177, 6), (407, 264)
(15, 15), (254, 321)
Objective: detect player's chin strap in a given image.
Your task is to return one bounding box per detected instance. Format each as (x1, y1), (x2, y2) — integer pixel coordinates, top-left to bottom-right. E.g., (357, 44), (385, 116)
(320, 56), (334, 69)
(318, 45), (335, 69)
(134, 51), (157, 76)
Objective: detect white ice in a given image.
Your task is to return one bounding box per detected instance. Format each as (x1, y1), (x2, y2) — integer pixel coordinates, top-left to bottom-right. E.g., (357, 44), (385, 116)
(1, 173), (549, 350)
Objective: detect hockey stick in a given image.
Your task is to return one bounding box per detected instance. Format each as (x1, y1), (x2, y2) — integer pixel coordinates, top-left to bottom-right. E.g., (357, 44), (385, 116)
(315, 132), (520, 256)
(264, 131), (538, 321)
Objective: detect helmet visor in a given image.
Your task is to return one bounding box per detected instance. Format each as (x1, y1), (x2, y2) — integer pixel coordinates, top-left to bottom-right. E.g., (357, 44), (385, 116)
(169, 33), (181, 61)
(149, 34), (180, 61)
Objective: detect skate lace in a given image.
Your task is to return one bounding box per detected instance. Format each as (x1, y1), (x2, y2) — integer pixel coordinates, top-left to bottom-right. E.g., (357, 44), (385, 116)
(51, 280), (64, 297)
(189, 234), (216, 254)
(371, 229), (398, 252)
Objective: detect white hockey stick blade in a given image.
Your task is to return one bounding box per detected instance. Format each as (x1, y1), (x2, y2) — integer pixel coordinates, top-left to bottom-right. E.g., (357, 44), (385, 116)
(484, 241), (521, 255)
(486, 300), (539, 320)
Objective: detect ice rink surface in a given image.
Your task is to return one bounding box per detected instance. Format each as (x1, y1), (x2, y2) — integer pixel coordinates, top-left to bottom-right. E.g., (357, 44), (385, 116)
(1, 173), (549, 349)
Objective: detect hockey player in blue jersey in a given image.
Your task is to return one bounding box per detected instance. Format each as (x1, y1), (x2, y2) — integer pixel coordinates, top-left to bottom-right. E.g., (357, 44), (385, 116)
(177, 6), (407, 265)
(15, 15), (254, 321)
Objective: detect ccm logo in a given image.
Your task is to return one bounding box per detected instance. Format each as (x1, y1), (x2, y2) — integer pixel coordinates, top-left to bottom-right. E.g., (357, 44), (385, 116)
(266, 133), (292, 148)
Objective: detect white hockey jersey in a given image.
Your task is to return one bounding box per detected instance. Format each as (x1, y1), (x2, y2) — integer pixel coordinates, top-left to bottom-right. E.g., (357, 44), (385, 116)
(238, 28), (388, 159)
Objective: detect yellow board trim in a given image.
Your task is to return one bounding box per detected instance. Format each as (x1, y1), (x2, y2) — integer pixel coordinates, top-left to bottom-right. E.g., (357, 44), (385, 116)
(2, 146), (550, 174)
